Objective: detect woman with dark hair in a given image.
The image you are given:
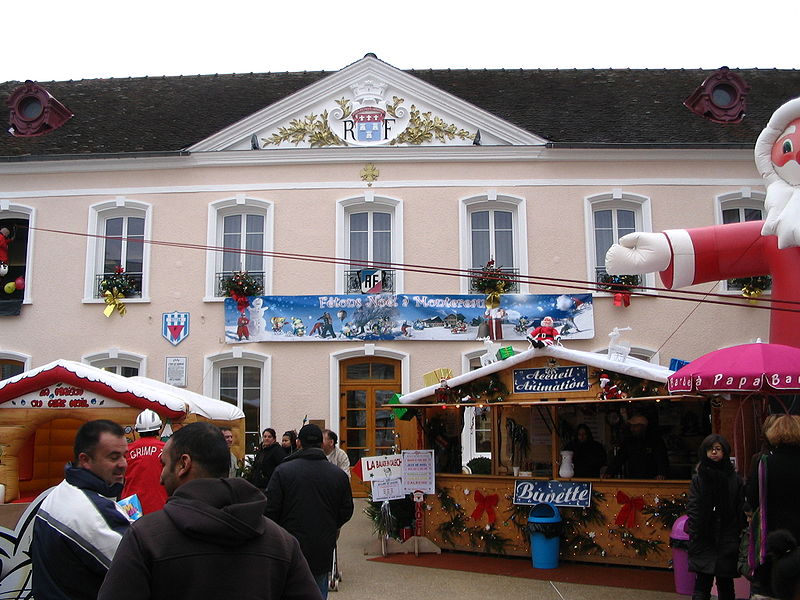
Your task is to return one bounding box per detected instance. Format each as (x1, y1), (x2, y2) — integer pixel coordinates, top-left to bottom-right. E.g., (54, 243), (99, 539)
(745, 415), (800, 599)
(247, 428), (284, 489)
(686, 434), (745, 600)
(281, 430), (298, 456)
(564, 424), (607, 478)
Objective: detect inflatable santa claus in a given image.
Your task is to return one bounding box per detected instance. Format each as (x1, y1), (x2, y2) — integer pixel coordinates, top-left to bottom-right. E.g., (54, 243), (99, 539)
(605, 97), (800, 347)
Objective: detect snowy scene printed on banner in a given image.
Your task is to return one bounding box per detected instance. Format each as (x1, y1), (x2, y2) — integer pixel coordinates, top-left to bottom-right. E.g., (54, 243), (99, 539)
(223, 293), (594, 343)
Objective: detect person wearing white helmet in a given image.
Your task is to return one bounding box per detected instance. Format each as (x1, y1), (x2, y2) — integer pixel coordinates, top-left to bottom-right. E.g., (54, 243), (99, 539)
(121, 409), (167, 514)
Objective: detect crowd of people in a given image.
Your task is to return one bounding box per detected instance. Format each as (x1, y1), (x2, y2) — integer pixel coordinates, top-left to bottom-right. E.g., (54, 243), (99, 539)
(30, 415), (354, 600)
(27, 409), (800, 600)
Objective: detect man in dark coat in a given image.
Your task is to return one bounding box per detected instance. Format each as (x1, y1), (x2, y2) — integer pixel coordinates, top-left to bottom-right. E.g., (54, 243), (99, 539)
(98, 422), (320, 600)
(266, 424), (354, 599)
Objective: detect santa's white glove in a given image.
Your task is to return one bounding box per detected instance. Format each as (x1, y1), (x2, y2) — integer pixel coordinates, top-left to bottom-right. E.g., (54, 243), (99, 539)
(604, 232), (671, 275)
(761, 181), (800, 249)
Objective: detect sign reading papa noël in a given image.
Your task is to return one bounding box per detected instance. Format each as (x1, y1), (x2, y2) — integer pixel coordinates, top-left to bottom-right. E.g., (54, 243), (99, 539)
(513, 480), (592, 508)
(513, 365), (589, 394)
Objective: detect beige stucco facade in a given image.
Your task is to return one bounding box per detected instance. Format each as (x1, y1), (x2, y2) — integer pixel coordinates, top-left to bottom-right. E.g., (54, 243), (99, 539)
(0, 147), (771, 445)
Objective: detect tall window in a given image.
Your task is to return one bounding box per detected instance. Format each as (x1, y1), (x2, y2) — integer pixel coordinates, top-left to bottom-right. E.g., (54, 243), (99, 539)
(0, 204), (34, 304)
(337, 196), (402, 294)
(222, 214), (265, 274)
(208, 197), (272, 298)
(348, 210), (391, 267)
(207, 351), (270, 454)
(718, 191), (768, 292)
(462, 195), (526, 293)
(103, 215), (144, 295)
(593, 208), (637, 280)
(461, 354), (493, 466)
(87, 199), (150, 301)
(219, 365), (261, 452)
(471, 209), (513, 270)
(585, 193), (650, 288)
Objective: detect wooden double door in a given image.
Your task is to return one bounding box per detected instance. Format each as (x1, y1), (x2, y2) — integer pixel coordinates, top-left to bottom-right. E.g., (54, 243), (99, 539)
(339, 357), (400, 497)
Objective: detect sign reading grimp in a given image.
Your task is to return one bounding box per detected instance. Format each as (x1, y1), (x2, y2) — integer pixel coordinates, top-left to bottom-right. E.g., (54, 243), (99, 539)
(513, 480), (592, 508)
(513, 365), (589, 393)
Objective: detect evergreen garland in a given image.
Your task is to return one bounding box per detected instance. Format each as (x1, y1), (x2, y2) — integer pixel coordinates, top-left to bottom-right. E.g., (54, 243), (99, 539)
(470, 259), (510, 294)
(643, 493), (688, 529)
(221, 270), (263, 297)
(455, 374), (508, 403)
(100, 266), (139, 297)
(608, 527), (665, 557)
(435, 487), (509, 554)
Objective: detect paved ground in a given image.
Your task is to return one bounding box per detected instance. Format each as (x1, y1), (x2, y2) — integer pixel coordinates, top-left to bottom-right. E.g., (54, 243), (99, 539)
(333, 500), (679, 600)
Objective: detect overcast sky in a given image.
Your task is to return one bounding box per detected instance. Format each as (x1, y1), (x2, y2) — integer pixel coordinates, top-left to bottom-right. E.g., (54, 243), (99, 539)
(3, 0), (796, 83)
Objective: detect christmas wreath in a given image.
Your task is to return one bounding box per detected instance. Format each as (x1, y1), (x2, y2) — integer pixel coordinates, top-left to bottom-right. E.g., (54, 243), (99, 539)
(598, 273), (639, 307)
(221, 271), (263, 297)
(100, 266), (139, 297)
(729, 275), (771, 300)
(471, 260), (510, 308)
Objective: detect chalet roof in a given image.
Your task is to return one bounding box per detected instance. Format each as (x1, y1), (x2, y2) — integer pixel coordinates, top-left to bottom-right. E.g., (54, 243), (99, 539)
(398, 344), (673, 404)
(0, 359), (244, 421)
(1, 66), (799, 158)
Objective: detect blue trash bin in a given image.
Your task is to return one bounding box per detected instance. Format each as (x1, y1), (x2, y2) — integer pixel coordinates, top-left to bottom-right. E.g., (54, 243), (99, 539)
(527, 502), (562, 569)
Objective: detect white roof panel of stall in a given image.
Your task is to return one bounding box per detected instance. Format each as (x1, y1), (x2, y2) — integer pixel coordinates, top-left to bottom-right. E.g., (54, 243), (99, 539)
(398, 344), (674, 404)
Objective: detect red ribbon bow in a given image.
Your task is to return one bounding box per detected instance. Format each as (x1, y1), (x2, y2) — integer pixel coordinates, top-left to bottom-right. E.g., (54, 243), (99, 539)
(614, 490), (644, 528)
(470, 490), (499, 524)
(230, 291), (250, 313)
(613, 291), (631, 307)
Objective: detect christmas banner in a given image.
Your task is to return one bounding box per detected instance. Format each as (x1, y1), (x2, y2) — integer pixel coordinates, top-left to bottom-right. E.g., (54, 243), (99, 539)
(224, 293), (594, 343)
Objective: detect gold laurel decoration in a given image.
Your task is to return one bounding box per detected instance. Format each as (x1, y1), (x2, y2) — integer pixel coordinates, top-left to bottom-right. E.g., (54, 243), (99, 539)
(385, 96), (404, 118)
(261, 110), (347, 148)
(335, 97), (352, 119)
(390, 105), (475, 145)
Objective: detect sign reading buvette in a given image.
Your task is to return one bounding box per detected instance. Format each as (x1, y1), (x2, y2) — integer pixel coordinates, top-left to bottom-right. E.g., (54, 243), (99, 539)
(513, 480), (592, 508)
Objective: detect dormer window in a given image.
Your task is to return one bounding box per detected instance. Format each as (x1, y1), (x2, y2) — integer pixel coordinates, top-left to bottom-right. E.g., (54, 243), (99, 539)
(683, 67), (749, 124)
(6, 81), (73, 137)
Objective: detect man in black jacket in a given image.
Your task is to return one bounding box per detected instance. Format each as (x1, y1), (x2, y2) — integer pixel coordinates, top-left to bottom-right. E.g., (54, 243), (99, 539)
(98, 422), (320, 600)
(266, 424), (354, 599)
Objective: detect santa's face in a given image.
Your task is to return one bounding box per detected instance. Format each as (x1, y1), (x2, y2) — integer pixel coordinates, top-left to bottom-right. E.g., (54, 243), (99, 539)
(542, 317), (553, 327)
(771, 117), (800, 185)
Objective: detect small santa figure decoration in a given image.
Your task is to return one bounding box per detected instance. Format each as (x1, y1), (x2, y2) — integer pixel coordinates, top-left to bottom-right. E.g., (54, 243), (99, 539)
(527, 316), (561, 348)
(598, 373), (626, 399)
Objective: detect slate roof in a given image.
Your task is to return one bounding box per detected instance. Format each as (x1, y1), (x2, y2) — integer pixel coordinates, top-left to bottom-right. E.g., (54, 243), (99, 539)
(1, 67), (799, 158)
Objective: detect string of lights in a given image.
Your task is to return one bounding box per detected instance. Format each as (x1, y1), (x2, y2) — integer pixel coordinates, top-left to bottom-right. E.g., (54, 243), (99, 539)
(26, 224), (800, 315)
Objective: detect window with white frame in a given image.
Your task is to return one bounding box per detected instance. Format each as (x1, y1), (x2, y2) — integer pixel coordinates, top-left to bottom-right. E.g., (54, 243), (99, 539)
(207, 352), (269, 453)
(208, 197), (272, 298)
(460, 354), (492, 468)
(337, 196), (402, 293)
(0, 203), (33, 304)
(718, 191), (769, 293)
(586, 193), (650, 288)
(84, 350), (145, 377)
(462, 195), (526, 293)
(87, 199), (150, 300)
(0, 351), (29, 379)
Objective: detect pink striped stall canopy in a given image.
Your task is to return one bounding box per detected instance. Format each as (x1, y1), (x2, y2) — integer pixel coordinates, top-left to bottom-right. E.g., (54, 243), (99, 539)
(667, 343), (800, 394)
